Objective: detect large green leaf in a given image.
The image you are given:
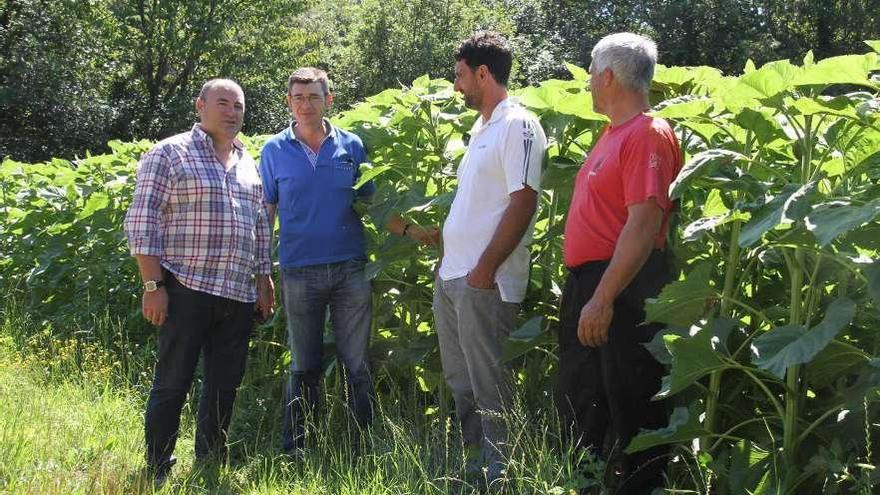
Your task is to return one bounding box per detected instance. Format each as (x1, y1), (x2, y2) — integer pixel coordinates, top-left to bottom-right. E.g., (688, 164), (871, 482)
(866, 40), (880, 53)
(566, 62), (588, 81)
(353, 164), (393, 190)
(669, 149), (750, 200)
(838, 359), (880, 407)
(751, 298), (857, 379)
(709, 440), (771, 495)
(651, 95), (713, 119)
(734, 107), (784, 144)
(806, 339), (870, 389)
(656, 325), (729, 398)
(865, 261), (880, 305)
(789, 95), (858, 119)
(516, 81), (604, 122)
(76, 192), (109, 220)
(805, 199), (880, 246)
(645, 263), (717, 326)
(625, 405), (709, 454)
(723, 60), (799, 108)
(738, 182), (816, 248)
(794, 54), (879, 88)
(502, 316), (552, 361)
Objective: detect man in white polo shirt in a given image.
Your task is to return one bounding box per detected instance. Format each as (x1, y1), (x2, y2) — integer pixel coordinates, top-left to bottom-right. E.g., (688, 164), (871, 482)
(435, 31), (546, 486)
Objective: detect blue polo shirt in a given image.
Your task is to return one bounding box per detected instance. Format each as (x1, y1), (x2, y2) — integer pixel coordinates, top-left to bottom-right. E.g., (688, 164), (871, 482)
(260, 122), (375, 268)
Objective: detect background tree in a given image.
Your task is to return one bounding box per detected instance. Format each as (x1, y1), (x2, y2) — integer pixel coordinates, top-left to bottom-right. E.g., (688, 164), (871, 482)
(1, 0), (877, 161)
(0, 0), (117, 162)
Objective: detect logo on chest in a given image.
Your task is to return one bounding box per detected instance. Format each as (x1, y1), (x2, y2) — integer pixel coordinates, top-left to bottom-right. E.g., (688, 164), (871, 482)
(587, 157), (606, 178)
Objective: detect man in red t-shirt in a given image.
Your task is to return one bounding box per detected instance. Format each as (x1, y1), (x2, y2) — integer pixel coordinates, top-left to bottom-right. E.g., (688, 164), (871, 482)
(556, 33), (682, 495)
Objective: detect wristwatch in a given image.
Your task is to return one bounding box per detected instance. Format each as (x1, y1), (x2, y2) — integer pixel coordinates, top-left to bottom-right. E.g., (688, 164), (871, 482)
(144, 280), (165, 292)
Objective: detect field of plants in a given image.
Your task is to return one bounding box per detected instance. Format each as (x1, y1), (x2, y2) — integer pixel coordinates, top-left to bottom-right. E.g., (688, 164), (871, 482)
(1, 42), (879, 494)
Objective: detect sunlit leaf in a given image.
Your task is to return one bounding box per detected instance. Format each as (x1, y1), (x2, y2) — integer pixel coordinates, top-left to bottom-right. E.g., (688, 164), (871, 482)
(751, 298), (857, 379)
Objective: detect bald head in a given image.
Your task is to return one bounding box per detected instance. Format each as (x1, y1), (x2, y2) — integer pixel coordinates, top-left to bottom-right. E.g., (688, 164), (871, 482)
(198, 78), (244, 102)
(195, 78), (245, 143)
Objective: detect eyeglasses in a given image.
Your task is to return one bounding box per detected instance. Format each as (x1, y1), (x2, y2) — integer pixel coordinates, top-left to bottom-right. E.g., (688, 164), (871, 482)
(289, 95), (324, 105)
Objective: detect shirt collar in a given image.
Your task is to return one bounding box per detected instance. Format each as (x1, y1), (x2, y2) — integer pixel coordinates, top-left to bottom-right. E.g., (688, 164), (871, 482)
(192, 123), (245, 152)
(287, 119), (337, 143)
(473, 97), (518, 133)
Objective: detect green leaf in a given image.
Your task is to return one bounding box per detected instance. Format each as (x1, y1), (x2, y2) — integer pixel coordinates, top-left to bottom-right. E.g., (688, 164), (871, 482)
(645, 263), (716, 326)
(738, 182), (816, 248)
(657, 325), (728, 398)
(502, 316), (552, 361)
(866, 40), (880, 53)
(724, 60), (799, 106)
(76, 192), (109, 220)
(625, 405), (709, 453)
(806, 339), (870, 389)
(353, 163), (392, 190)
(734, 107), (783, 144)
(711, 440), (771, 495)
(805, 199), (880, 246)
(794, 54), (878, 88)
(751, 298), (857, 379)
(651, 95), (713, 119)
(789, 95), (858, 119)
(838, 359), (880, 407)
(865, 261), (880, 305)
(669, 149), (750, 200)
(683, 211), (749, 242)
(566, 62), (588, 81)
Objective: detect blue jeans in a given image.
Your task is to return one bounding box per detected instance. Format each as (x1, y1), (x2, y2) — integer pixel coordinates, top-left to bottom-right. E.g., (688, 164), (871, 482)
(280, 257), (373, 452)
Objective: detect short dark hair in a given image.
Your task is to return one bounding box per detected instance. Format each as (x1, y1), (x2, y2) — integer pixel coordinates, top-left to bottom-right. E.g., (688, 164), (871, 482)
(454, 31), (512, 86)
(287, 67), (331, 95)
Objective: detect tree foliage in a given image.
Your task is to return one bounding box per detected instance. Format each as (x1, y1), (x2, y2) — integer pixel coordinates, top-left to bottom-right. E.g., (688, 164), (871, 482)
(1, 0), (877, 162)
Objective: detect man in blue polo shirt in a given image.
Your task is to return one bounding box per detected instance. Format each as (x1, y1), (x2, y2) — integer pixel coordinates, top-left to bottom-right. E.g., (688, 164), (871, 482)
(260, 67), (435, 455)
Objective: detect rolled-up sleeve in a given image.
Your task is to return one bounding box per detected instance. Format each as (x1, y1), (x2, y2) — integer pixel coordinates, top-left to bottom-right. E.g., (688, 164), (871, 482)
(124, 148), (171, 256)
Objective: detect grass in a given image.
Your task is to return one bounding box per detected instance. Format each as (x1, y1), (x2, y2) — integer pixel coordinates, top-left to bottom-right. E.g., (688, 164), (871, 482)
(0, 308), (593, 495)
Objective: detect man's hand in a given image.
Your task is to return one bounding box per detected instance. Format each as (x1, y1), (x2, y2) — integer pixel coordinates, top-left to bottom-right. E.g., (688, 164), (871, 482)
(406, 225), (440, 246)
(256, 275), (275, 322)
(466, 263), (496, 289)
(143, 288), (169, 326)
(577, 296), (614, 347)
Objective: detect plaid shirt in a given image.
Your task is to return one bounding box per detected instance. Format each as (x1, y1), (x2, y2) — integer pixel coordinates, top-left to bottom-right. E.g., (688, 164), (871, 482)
(125, 124), (272, 303)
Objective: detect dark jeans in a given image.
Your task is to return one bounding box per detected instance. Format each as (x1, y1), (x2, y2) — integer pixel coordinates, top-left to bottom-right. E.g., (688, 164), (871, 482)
(145, 272), (254, 470)
(555, 250), (671, 495)
(280, 257), (373, 452)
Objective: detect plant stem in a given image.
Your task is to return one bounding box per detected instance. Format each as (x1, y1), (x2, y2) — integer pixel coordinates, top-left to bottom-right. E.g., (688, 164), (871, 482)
(783, 248), (805, 472)
(703, 220), (742, 451)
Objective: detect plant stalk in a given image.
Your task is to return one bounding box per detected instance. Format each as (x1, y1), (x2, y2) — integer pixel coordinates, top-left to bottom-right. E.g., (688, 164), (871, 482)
(783, 248), (805, 472)
(702, 220), (742, 451)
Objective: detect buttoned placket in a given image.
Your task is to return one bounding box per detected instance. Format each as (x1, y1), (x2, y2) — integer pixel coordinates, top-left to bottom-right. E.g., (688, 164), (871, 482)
(290, 121), (333, 170)
(202, 131), (244, 295)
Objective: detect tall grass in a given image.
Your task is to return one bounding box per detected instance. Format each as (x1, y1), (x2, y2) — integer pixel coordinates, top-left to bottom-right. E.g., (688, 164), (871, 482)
(0, 303), (601, 495)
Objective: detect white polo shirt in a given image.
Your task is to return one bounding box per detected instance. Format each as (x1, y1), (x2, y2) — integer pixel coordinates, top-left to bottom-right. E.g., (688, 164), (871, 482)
(439, 97), (547, 303)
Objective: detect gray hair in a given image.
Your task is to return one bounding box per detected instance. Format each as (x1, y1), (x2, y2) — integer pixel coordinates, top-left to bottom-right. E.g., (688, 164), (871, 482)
(590, 33), (657, 94)
(197, 78), (243, 101)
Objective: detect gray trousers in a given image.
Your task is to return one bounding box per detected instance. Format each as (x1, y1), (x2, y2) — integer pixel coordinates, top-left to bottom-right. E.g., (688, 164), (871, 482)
(433, 276), (519, 469)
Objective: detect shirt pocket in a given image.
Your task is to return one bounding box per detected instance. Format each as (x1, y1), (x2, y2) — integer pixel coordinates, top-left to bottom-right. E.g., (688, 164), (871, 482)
(331, 156), (356, 189)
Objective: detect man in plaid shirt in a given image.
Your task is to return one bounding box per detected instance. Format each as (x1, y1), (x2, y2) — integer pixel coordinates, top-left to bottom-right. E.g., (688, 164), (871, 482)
(124, 78), (274, 484)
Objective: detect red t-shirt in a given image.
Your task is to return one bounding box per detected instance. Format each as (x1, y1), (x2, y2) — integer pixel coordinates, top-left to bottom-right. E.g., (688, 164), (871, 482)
(563, 113), (682, 267)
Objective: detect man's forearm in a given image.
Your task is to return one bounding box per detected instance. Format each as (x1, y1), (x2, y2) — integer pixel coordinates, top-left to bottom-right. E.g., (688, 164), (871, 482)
(134, 255), (164, 283)
(475, 188), (538, 274)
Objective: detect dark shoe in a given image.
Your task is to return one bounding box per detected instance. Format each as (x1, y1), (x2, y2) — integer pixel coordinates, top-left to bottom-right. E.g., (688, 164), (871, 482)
(282, 446), (306, 462)
(150, 455), (177, 489)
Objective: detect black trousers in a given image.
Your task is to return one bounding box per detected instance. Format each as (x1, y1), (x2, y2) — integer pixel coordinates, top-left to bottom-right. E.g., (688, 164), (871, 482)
(145, 272), (254, 470)
(555, 250), (671, 495)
